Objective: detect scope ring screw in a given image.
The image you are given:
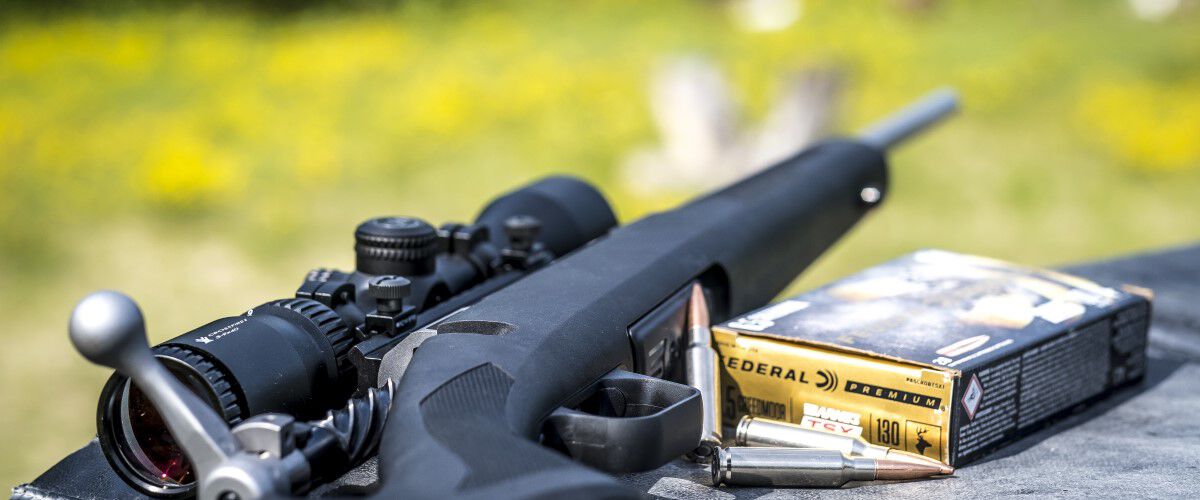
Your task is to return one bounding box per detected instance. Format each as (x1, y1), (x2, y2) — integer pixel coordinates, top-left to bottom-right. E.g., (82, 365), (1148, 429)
(503, 215), (542, 253)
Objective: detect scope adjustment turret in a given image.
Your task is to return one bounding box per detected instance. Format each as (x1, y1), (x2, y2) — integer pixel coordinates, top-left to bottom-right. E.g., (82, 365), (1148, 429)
(354, 216), (438, 276)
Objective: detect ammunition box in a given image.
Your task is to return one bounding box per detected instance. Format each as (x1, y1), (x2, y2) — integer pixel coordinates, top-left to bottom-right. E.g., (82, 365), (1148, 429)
(714, 250), (1151, 466)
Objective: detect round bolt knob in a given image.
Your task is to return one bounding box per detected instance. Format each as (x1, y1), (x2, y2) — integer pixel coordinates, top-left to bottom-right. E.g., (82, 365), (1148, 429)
(503, 215), (542, 252)
(859, 185), (884, 206)
(368, 275), (410, 314)
(69, 290), (152, 371)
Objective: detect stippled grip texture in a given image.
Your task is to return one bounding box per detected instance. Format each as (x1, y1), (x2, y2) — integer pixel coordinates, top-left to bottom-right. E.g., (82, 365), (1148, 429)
(418, 364), (562, 490)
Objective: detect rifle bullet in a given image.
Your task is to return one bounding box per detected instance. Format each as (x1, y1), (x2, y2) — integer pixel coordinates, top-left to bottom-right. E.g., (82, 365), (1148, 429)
(711, 447), (952, 488)
(735, 416), (951, 470)
(685, 283), (722, 462)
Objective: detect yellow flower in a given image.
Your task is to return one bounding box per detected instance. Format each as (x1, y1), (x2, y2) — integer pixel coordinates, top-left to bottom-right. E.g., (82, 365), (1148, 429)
(138, 128), (243, 208)
(1077, 80), (1200, 172)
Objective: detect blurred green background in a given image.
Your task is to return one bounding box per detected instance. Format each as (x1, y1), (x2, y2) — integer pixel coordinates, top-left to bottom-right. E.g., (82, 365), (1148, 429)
(2, 0), (1198, 487)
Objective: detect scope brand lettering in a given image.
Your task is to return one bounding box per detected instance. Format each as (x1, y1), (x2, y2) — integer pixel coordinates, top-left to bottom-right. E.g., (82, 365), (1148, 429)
(194, 318), (248, 344)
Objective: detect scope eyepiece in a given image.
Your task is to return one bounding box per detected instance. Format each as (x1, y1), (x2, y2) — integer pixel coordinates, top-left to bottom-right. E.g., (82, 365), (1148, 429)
(96, 298), (353, 496)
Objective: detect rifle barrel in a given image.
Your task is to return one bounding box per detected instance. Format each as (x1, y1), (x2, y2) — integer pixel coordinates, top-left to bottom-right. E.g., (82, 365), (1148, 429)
(857, 88), (959, 150)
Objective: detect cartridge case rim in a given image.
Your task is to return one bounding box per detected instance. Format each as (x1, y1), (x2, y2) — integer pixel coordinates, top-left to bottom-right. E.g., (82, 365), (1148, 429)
(735, 415), (753, 446)
(710, 447), (729, 486)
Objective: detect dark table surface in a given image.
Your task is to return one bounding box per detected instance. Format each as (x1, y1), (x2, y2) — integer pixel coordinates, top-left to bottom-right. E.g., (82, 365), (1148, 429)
(620, 244), (1200, 499)
(18, 245), (1200, 500)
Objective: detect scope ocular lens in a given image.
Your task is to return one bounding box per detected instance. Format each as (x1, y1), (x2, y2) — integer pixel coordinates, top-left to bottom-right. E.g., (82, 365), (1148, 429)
(97, 299), (352, 496)
(99, 358), (220, 496)
(123, 382), (194, 485)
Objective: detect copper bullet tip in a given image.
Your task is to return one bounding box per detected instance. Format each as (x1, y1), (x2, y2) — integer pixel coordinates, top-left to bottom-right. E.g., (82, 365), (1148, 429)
(883, 449), (954, 472)
(689, 283), (709, 330)
(873, 458), (953, 481)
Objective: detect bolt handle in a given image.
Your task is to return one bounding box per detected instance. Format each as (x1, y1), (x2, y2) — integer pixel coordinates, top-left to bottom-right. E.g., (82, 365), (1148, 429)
(69, 291), (240, 477)
(69, 291), (155, 372)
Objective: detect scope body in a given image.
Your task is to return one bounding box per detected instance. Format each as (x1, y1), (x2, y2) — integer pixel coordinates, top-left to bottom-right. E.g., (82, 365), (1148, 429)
(90, 176), (617, 497)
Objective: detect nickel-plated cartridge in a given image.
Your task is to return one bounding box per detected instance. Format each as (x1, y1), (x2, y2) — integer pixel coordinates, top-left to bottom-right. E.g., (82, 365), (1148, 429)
(711, 447), (952, 488)
(735, 416), (949, 469)
(685, 283), (722, 462)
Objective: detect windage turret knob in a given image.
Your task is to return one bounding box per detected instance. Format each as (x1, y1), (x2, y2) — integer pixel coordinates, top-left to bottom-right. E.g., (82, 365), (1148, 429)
(355, 217), (438, 276)
(368, 275), (411, 314)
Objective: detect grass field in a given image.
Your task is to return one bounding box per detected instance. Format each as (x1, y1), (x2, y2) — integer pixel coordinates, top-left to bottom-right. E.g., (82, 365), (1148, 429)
(2, 0), (1199, 487)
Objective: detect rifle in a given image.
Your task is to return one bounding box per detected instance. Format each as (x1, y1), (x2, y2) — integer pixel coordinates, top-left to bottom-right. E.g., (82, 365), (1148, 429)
(18, 89), (957, 500)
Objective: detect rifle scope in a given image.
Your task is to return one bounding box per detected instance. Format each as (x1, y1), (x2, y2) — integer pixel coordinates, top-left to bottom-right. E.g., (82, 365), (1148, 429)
(93, 176), (617, 496)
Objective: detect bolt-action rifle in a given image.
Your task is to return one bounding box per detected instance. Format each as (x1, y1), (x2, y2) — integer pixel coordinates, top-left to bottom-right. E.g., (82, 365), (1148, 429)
(17, 89), (957, 500)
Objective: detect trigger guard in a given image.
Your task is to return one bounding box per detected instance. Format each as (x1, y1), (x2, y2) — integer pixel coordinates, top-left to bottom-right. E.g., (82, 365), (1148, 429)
(542, 369), (702, 473)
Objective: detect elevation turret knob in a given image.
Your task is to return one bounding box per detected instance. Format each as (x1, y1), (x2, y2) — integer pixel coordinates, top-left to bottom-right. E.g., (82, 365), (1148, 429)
(354, 217), (438, 276)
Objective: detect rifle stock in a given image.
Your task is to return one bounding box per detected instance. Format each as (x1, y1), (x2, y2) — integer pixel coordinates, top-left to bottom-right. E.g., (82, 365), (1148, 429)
(374, 139), (889, 499)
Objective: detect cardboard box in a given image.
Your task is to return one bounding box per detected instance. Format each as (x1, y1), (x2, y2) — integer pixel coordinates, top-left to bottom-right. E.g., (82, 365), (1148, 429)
(714, 250), (1151, 465)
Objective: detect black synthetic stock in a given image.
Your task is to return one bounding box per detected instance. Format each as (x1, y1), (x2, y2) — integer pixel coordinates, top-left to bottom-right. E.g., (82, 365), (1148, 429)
(373, 139), (888, 499)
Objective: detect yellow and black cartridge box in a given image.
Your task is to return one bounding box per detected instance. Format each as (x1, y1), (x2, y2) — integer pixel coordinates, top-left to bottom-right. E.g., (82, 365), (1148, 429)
(713, 250), (1151, 466)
